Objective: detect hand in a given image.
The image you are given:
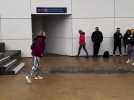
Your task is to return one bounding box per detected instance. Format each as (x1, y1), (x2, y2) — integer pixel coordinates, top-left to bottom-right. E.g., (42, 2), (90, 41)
(41, 53), (44, 57)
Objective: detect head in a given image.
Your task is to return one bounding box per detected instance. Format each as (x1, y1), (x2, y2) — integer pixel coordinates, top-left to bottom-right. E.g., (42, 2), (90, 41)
(42, 31), (46, 37)
(78, 29), (83, 33)
(126, 29), (131, 34)
(116, 28), (120, 33)
(95, 27), (99, 31)
(132, 30), (134, 35)
(37, 31), (46, 36)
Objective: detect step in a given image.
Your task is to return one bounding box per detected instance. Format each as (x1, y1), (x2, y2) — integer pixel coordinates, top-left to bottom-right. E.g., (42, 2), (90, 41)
(0, 59), (18, 74)
(3, 59), (17, 69)
(8, 62), (25, 75)
(0, 51), (21, 74)
(0, 50), (21, 67)
(0, 56), (10, 63)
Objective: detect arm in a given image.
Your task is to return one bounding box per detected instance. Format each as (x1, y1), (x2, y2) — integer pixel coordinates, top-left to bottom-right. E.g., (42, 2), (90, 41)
(91, 32), (95, 42)
(100, 32), (103, 42)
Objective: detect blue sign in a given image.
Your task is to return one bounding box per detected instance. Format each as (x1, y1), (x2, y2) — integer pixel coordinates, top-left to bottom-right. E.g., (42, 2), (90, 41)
(36, 7), (67, 13)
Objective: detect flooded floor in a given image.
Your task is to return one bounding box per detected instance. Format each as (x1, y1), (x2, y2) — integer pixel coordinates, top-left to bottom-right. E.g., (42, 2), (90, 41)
(1, 55), (134, 100)
(22, 55), (134, 73)
(0, 73), (134, 100)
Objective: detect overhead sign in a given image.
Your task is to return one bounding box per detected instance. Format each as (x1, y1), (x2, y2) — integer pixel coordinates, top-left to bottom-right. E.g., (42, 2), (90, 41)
(36, 7), (67, 13)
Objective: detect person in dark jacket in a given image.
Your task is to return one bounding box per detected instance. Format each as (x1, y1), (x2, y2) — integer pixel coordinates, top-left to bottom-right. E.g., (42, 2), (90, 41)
(77, 30), (88, 58)
(123, 29), (131, 54)
(26, 31), (46, 83)
(91, 27), (103, 57)
(126, 30), (134, 65)
(113, 28), (123, 56)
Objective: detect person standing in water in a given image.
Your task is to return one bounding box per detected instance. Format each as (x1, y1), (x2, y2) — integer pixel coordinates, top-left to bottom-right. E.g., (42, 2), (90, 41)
(91, 27), (103, 57)
(25, 31), (46, 83)
(113, 28), (123, 56)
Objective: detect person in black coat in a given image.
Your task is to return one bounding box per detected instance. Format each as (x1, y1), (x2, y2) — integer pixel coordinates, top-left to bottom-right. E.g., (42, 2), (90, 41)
(91, 27), (103, 57)
(123, 29), (131, 54)
(113, 28), (123, 56)
(126, 30), (134, 65)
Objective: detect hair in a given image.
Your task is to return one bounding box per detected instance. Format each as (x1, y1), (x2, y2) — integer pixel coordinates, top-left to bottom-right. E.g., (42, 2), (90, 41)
(126, 29), (131, 33)
(95, 27), (99, 29)
(78, 29), (83, 33)
(95, 27), (99, 31)
(37, 30), (46, 36)
(116, 28), (120, 31)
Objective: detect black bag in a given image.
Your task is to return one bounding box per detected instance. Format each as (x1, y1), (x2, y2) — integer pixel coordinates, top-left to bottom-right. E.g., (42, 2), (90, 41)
(103, 51), (110, 58)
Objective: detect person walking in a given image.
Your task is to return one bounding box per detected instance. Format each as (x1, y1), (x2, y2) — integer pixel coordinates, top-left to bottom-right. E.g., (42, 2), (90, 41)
(126, 30), (134, 65)
(25, 31), (46, 83)
(77, 30), (88, 58)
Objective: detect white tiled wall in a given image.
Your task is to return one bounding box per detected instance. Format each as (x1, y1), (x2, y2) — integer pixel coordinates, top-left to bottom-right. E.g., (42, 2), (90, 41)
(115, 0), (134, 17)
(1, 19), (32, 39)
(0, 0), (32, 57)
(1, 0), (134, 56)
(0, 0), (31, 18)
(72, 0), (114, 18)
(72, 18), (115, 37)
(115, 18), (134, 33)
(71, 0), (134, 56)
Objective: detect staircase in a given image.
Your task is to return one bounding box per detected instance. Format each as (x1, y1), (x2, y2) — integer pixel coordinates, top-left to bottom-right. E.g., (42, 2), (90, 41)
(0, 42), (24, 75)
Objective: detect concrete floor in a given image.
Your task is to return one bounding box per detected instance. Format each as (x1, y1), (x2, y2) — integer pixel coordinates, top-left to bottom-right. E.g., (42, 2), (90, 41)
(0, 73), (134, 100)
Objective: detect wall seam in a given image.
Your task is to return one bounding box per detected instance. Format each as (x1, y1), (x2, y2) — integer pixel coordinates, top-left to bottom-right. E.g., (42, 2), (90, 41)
(71, 0), (74, 56)
(114, 0), (116, 31)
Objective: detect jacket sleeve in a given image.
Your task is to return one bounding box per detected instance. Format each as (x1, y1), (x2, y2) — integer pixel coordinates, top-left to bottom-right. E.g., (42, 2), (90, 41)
(100, 32), (103, 42)
(113, 33), (116, 40)
(121, 33), (123, 39)
(91, 32), (95, 42)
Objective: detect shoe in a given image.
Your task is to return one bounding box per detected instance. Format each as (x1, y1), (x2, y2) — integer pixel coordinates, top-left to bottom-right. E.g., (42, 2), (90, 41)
(132, 62), (134, 66)
(37, 76), (44, 79)
(34, 76), (39, 80)
(25, 75), (32, 83)
(126, 59), (130, 64)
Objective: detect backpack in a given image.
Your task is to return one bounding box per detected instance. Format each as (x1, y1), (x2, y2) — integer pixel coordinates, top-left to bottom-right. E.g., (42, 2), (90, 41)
(103, 51), (110, 58)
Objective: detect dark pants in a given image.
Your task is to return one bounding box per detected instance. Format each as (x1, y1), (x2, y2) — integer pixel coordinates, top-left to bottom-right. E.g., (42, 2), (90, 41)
(113, 43), (122, 55)
(93, 43), (100, 57)
(78, 45), (88, 57)
(124, 43), (127, 53)
(124, 43), (128, 53)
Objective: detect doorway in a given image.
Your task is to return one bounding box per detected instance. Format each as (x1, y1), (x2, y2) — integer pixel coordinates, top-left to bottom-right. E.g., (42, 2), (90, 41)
(31, 14), (72, 56)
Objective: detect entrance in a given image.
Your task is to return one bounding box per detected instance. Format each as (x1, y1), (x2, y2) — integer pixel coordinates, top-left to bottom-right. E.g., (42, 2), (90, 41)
(31, 14), (72, 55)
